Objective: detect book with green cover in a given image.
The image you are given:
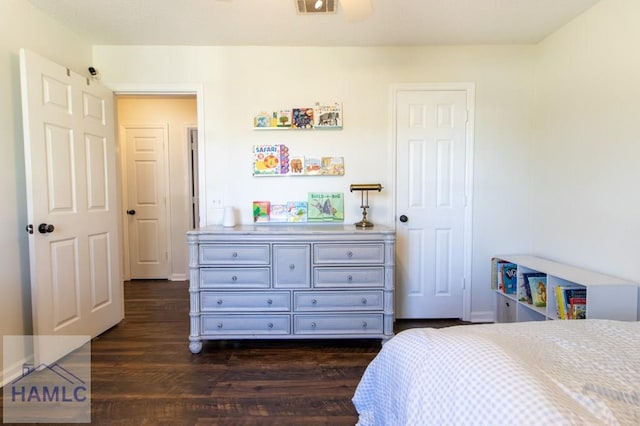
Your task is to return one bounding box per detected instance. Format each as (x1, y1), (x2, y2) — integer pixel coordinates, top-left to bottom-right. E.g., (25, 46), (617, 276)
(307, 192), (344, 222)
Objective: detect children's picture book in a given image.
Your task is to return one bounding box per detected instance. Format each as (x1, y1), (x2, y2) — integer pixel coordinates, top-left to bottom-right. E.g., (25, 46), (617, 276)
(253, 145), (281, 175)
(279, 144), (290, 174)
(253, 201), (270, 222)
(569, 297), (587, 319)
(501, 263), (518, 294)
(277, 109), (292, 128)
(304, 158), (322, 175)
(313, 103), (342, 129)
(519, 272), (546, 304)
(307, 192), (344, 222)
(491, 258), (499, 290)
(289, 156), (305, 175)
(253, 144), (291, 175)
(320, 156), (345, 176)
(495, 261), (516, 293)
(269, 203), (289, 222)
(292, 108), (314, 129)
(528, 276), (547, 307)
(556, 286), (587, 319)
(253, 111), (273, 128)
(287, 201), (307, 222)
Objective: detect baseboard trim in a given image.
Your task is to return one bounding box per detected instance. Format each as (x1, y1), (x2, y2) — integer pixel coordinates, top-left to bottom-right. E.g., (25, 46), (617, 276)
(469, 310), (495, 323)
(169, 273), (187, 281)
(2, 356), (30, 388)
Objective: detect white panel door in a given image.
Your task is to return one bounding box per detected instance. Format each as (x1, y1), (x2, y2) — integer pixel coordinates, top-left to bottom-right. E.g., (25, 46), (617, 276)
(19, 49), (123, 363)
(124, 125), (170, 279)
(395, 89), (468, 318)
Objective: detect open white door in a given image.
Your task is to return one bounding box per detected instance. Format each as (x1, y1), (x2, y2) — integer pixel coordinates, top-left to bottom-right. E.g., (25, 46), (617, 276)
(19, 49), (123, 363)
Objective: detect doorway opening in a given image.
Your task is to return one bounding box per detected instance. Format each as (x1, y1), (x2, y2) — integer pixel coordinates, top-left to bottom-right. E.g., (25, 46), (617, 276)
(116, 94), (200, 281)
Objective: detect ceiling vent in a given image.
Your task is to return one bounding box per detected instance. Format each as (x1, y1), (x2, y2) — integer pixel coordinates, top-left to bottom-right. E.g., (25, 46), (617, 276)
(296, 0), (336, 14)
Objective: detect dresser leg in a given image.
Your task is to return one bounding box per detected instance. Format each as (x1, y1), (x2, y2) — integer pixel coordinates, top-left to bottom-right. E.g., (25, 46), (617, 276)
(189, 340), (203, 354)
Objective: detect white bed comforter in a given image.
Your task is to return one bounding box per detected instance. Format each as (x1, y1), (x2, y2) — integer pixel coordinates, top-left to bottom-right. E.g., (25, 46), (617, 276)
(353, 320), (640, 425)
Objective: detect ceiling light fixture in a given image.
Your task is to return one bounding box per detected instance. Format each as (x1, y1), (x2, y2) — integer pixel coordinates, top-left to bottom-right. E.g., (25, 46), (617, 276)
(314, 0), (323, 10)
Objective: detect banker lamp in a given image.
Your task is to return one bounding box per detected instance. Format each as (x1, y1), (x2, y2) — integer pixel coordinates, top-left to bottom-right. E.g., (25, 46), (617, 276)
(350, 184), (383, 228)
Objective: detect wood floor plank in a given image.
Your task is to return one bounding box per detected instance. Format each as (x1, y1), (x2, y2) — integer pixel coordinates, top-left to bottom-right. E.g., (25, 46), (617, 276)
(1, 280), (468, 425)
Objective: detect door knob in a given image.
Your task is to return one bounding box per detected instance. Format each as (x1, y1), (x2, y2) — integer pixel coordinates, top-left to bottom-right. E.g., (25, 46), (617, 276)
(399, 215), (408, 223)
(126, 209), (136, 215)
(38, 223), (55, 234)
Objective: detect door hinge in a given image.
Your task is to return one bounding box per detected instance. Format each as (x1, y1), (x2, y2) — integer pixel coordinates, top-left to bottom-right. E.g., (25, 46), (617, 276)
(25, 224), (33, 234)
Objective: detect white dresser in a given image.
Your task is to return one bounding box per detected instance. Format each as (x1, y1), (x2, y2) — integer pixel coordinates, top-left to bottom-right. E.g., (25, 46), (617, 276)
(187, 225), (395, 353)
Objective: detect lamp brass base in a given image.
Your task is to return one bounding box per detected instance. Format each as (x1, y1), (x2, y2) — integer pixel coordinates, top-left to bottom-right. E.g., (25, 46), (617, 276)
(354, 220), (374, 228)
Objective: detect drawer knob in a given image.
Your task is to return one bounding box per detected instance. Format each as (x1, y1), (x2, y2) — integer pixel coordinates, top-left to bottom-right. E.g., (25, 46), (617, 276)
(361, 298), (367, 305)
(217, 299), (223, 305)
(267, 322), (274, 329)
(362, 321), (368, 329)
(231, 275), (238, 282)
(289, 263), (295, 270)
(267, 299), (273, 305)
(217, 323), (223, 329)
(347, 250), (353, 258)
(311, 322), (317, 328)
(232, 252), (238, 258)
(311, 299), (318, 305)
(347, 275), (353, 281)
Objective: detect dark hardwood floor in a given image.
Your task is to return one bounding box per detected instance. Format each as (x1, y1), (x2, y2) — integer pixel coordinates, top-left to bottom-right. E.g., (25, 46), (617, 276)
(3, 280), (467, 425)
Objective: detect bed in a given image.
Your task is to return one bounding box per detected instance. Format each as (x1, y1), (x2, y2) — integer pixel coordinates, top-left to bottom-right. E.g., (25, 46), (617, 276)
(352, 320), (640, 425)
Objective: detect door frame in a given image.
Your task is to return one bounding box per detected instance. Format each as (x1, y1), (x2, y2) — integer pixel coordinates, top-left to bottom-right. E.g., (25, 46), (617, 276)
(390, 82), (475, 321)
(107, 84), (206, 281)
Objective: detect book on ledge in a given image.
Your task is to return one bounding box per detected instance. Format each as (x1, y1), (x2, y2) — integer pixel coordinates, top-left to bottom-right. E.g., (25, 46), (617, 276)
(555, 286), (587, 319)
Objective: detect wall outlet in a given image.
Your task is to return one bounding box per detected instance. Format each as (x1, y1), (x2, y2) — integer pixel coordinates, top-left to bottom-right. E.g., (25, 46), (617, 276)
(210, 192), (224, 209)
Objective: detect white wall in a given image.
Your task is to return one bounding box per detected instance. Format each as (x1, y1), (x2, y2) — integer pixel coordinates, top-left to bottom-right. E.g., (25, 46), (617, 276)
(531, 0), (640, 283)
(6, 0), (633, 340)
(0, 0), (93, 382)
(95, 45), (537, 318)
(116, 96), (198, 280)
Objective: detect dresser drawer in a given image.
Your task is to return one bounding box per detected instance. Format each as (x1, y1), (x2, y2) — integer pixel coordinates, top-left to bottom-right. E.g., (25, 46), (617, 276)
(313, 267), (385, 288)
(273, 244), (311, 288)
(200, 268), (270, 289)
(293, 314), (383, 334)
(313, 243), (384, 264)
(199, 244), (270, 265)
(201, 315), (290, 335)
(201, 291), (290, 312)
(294, 291), (383, 311)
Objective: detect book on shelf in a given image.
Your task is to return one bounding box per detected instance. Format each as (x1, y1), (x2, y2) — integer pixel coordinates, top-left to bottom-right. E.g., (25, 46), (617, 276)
(286, 201), (307, 222)
(277, 109), (292, 128)
(494, 261), (517, 294)
(313, 103), (342, 129)
(253, 144), (290, 175)
(252, 201), (270, 222)
(555, 286), (587, 319)
(491, 258), (500, 290)
(269, 203), (289, 222)
(307, 192), (344, 222)
(569, 297), (587, 319)
(528, 275), (547, 307)
(292, 107), (314, 129)
(253, 145), (281, 175)
(519, 272), (546, 304)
